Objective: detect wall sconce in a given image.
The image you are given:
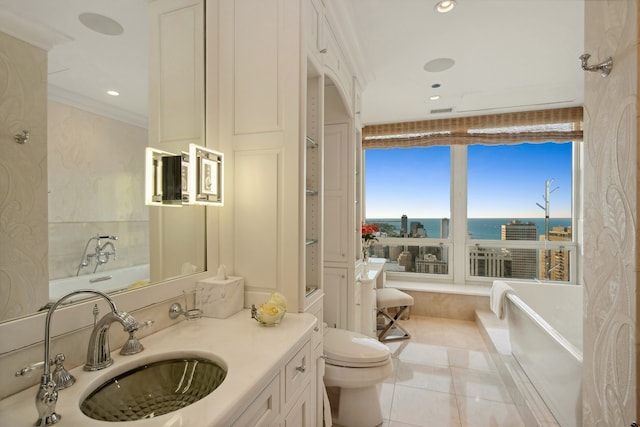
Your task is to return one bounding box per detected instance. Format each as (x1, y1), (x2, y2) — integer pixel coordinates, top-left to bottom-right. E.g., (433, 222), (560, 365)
(188, 144), (224, 206)
(145, 145), (223, 207)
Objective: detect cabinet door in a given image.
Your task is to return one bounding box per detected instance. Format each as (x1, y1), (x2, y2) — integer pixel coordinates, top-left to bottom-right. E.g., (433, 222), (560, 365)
(284, 384), (311, 427)
(324, 123), (350, 263)
(148, 0), (204, 152)
(323, 267), (347, 328)
(231, 374), (280, 427)
(305, 0), (324, 61)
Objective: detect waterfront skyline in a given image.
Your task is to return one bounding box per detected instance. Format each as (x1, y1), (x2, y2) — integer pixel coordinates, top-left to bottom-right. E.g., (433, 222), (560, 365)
(365, 142), (573, 218)
(366, 217), (571, 240)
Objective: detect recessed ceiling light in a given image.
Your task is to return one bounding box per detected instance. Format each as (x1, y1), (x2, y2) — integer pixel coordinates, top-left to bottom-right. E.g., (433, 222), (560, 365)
(430, 95), (441, 101)
(435, 0), (456, 13)
(79, 12), (124, 36)
(107, 90), (120, 96)
(424, 58), (455, 72)
(432, 83), (441, 89)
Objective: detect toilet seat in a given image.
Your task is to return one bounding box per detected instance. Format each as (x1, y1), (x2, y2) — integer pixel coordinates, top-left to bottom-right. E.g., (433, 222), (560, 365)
(323, 328), (390, 368)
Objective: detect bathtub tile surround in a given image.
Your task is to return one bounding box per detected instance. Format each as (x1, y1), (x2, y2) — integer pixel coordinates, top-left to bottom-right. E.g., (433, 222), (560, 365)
(476, 310), (559, 427)
(385, 281), (490, 321)
(377, 316), (524, 427)
(48, 100), (149, 280)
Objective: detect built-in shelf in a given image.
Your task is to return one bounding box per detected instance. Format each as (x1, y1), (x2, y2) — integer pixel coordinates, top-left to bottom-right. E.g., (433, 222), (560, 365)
(305, 239), (318, 246)
(306, 136), (318, 148)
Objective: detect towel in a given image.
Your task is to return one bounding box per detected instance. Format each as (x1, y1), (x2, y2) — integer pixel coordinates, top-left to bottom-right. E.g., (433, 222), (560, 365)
(320, 358), (332, 427)
(490, 281), (514, 319)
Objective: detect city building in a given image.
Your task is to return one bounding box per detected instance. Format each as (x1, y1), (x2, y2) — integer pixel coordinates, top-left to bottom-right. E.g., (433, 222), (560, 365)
(539, 226), (572, 281)
(501, 220), (538, 279)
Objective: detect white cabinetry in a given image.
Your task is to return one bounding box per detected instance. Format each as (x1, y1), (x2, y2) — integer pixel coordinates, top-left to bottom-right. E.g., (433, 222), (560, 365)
(231, 375), (280, 427)
(323, 267), (347, 328)
(231, 337), (312, 427)
(324, 123), (350, 264)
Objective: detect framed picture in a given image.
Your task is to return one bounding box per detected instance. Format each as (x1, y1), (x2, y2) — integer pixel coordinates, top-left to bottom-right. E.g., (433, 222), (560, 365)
(199, 157), (218, 196)
(188, 144), (224, 206)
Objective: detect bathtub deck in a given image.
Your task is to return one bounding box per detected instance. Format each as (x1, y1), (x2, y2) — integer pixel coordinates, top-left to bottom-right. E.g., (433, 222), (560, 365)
(475, 309), (560, 427)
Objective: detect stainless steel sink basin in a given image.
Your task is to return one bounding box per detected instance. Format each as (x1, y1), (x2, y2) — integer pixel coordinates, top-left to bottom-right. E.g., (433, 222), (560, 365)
(80, 357), (227, 421)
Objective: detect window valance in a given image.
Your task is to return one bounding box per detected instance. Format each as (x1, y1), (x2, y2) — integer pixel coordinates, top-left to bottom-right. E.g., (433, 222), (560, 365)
(362, 107), (583, 149)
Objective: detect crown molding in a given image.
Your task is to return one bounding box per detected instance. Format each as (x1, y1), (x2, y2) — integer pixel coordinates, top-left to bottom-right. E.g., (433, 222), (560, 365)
(48, 85), (148, 129)
(0, 9), (72, 51)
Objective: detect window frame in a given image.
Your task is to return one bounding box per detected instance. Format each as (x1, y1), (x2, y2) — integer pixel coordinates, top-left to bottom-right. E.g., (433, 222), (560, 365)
(364, 141), (581, 285)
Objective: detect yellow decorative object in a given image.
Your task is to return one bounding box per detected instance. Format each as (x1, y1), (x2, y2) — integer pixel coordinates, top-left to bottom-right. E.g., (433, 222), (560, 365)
(251, 292), (287, 326)
(127, 281), (150, 290)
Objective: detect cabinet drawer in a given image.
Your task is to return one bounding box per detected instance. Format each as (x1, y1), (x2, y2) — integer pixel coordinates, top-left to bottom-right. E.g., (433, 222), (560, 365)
(232, 374), (280, 427)
(285, 342), (311, 404)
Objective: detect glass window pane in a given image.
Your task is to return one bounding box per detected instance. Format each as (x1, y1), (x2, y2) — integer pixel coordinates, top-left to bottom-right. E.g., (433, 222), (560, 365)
(468, 245), (572, 282)
(369, 243), (449, 275)
(467, 142), (572, 241)
(365, 146), (451, 238)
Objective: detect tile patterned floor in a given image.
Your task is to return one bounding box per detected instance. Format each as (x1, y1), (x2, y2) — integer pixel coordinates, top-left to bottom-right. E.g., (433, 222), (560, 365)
(377, 316), (525, 427)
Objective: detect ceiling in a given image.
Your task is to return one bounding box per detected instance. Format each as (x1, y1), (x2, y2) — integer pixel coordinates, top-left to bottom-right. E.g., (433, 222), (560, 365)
(341, 0), (584, 125)
(0, 0), (584, 127)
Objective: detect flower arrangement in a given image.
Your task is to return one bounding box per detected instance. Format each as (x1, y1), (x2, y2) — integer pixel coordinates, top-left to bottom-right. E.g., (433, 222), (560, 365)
(251, 292), (287, 326)
(361, 223), (379, 261)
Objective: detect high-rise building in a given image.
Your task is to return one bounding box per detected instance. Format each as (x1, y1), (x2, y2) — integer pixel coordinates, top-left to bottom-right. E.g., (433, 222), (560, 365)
(415, 253), (448, 274)
(410, 221), (426, 237)
(539, 226), (572, 281)
(501, 220), (538, 279)
(400, 215), (408, 237)
(440, 218), (450, 239)
(469, 246), (512, 277)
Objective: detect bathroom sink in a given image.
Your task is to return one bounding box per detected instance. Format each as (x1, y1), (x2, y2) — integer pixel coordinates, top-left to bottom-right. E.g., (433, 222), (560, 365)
(80, 357), (227, 421)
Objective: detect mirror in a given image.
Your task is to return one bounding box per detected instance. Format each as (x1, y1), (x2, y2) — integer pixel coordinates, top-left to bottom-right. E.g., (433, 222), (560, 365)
(0, 0), (206, 322)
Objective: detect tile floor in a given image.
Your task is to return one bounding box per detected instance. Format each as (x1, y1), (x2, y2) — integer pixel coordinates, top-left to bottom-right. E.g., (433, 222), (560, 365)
(376, 316), (525, 427)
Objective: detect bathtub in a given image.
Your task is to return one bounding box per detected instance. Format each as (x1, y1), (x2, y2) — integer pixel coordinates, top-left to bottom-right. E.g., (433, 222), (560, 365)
(497, 280), (583, 427)
(49, 264), (150, 302)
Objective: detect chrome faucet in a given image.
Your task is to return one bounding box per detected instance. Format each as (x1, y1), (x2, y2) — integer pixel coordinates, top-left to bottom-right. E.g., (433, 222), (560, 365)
(35, 289), (143, 427)
(76, 234), (118, 276)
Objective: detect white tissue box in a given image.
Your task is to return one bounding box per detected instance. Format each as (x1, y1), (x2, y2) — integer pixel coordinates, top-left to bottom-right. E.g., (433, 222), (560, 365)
(196, 276), (244, 319)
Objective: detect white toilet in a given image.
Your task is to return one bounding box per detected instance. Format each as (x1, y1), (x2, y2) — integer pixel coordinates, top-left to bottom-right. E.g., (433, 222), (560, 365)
(323, 326), (393, 427)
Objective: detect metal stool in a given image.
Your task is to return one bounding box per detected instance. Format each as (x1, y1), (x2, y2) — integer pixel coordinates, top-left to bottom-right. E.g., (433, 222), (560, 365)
(376, 288), (414, 342)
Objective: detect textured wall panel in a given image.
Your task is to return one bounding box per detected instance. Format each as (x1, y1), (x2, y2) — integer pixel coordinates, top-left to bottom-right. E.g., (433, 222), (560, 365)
(0, 32), (48, 321)
(583, 1), (638, 424)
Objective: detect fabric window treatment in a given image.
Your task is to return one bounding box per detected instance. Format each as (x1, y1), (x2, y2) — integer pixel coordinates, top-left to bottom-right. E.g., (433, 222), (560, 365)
(362, 107), (583, 149)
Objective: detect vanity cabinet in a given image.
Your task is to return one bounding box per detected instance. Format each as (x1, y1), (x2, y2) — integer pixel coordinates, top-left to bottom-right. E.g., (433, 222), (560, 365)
(231, 339), (312, 427)
(231, 374), (281, 427)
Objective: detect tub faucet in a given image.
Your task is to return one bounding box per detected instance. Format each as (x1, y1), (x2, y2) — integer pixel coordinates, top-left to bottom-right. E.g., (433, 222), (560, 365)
(35, 289), (143, 427)
(76, 234), (118, 276)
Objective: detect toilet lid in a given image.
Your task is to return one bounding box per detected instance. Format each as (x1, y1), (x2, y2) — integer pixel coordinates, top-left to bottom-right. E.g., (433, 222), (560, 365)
(324, 328), (390, 367)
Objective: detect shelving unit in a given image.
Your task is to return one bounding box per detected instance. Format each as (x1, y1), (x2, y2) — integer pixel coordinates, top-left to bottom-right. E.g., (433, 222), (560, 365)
(304, 59), (323, 300)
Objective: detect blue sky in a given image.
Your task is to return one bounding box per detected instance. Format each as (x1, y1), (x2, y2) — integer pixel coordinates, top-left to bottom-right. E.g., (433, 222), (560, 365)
(365, 142), (573, 218)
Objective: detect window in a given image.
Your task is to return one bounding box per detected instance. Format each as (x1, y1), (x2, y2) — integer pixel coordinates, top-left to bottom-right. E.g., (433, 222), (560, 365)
(362, 107), (581, 285)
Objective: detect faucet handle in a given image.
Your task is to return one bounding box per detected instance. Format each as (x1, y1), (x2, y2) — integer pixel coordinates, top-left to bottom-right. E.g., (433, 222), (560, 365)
(120, 331), (144, 356)
(15, 353), (74, 386)
(51, 354), (75, 390)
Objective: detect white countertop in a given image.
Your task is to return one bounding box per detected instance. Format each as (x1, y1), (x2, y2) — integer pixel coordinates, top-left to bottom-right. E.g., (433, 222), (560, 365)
(0, 310), (316, 427)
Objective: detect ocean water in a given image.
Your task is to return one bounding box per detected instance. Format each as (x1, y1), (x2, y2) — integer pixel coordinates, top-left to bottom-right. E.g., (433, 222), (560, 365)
(366, 217), (572, 240)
